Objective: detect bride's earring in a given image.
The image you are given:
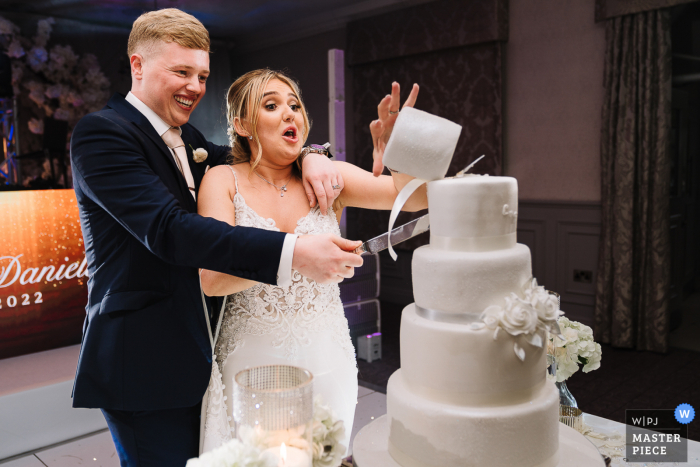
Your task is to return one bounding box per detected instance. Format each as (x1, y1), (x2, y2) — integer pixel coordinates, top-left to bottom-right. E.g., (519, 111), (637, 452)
(248, 135), (253, 140)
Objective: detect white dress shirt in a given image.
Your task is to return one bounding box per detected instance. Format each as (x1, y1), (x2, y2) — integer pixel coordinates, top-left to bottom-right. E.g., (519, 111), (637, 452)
(125, 92), (297, 286)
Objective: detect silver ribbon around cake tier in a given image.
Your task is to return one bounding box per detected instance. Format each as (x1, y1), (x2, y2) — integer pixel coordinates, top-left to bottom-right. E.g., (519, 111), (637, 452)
(430, 232), (516, 252)
(415, 304), (479, 324)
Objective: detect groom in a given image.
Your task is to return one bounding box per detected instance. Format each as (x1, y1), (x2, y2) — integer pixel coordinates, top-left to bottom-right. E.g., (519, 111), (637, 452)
(70, 8), (362, 466)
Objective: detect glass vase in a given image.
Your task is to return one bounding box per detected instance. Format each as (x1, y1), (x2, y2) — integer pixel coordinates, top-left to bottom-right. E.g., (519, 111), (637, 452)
(556, 380), (578, 408)
(547, 353), (578, 408)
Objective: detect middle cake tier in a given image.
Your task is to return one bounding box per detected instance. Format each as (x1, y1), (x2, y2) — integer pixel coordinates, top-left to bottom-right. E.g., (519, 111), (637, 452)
(400, 304), (546, 406)
(412, 243), (533, 319)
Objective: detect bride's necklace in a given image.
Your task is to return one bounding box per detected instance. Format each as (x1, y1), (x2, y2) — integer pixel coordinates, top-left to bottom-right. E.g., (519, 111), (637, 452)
(254, 170), (293, 197)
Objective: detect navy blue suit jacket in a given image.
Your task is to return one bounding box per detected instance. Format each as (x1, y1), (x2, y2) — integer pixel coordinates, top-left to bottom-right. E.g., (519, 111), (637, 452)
(70, 93), (286, 410)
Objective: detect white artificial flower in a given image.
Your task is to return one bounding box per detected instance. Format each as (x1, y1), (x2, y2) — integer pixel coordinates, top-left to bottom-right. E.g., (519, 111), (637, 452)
(548, 318), (601, 382)
(583, 343), (602, 373)
(85, 66), (110, 88)
(53, 108), (70, 121)
(500, 295), (538, 336)
(44, 84), (62, 99)
(480, 305), (502, 329)
(312, 395), (346, 467)
(25, 81), (45, 106)
(0, 16), (18, 35)
(193, 147), (208, 163)
(67, 91), (84, 107)
(50, 44), (78, 68)
(28, 118), (44, 134)
(562, 328), (579, 344)
(186, 438), (277, 467)
(34, 18), (55, 47)
(7, 38), (24, 58)
(45, 45), (79, 82)
(27, 46), (48, 71)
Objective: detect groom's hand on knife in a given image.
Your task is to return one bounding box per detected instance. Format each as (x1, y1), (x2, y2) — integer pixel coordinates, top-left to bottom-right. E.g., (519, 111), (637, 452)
(293, 234), (364, 284)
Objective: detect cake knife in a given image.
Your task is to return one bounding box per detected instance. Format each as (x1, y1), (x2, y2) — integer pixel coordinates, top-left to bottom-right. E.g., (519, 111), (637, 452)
(353, 214), (430, 255)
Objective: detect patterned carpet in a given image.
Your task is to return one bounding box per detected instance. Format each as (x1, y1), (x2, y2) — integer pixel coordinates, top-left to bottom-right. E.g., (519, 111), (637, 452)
(357, 302), (700, 442)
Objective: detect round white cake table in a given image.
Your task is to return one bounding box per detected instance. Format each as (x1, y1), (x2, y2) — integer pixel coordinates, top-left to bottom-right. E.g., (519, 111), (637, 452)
(352, 414), (605, 467)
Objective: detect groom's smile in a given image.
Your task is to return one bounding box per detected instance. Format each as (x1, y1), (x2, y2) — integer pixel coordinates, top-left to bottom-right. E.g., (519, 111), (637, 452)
(131, 41), (210, 128)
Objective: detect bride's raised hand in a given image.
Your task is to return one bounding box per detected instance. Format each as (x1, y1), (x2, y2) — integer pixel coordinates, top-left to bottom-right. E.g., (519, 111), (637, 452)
(371, 82), (419, 177)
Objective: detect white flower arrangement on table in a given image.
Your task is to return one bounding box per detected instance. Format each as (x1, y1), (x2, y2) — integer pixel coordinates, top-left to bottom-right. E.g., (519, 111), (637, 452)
(311, 395), (346, 467)
(187, 395), (346, 467)
(547, 316), (602, 382)
(471, 278), (563, 361)
(186, 439), (278, 467)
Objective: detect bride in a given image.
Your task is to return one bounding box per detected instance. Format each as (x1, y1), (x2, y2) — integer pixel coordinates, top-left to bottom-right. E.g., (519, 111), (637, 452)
(197, 68), (425, 456)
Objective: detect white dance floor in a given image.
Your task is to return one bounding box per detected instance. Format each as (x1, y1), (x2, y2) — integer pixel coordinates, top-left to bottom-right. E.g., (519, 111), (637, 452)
(1, 346), (697, 467)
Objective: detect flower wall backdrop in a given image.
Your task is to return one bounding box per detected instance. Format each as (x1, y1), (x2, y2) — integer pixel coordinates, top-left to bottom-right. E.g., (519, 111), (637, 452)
(0, 15), (111, 186)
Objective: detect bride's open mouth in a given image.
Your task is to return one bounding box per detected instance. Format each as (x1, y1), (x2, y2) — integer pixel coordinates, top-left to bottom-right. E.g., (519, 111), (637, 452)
(281, 126), (298, 143)
(174, 95), (195, 111)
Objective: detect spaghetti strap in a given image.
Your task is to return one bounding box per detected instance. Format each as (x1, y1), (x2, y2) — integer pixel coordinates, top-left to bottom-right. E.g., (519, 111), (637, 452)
(227, 165), (240, 193)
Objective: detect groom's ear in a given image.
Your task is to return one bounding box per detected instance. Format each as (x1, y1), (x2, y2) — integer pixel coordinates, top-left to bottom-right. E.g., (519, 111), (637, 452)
(130, 54), (145, 80)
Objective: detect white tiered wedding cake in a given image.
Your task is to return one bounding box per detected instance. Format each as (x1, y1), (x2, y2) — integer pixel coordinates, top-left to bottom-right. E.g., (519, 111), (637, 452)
(353, 174), (604, 467)
(353, 107), (603, 467)
(386, 175), (561, 467)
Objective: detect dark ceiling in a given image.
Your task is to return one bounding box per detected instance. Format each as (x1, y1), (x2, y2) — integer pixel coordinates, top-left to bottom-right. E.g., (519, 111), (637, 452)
(0, 0), (433, 49)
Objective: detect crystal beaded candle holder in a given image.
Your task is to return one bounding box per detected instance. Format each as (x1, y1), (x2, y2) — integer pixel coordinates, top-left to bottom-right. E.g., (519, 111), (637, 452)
(559, 406), (584, 433)
(234, 365), (313, 467)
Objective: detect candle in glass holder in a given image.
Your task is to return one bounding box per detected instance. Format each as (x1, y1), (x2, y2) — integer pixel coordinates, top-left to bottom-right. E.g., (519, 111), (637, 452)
(265, 442), (312, 467)
(234, 365), (314, 467)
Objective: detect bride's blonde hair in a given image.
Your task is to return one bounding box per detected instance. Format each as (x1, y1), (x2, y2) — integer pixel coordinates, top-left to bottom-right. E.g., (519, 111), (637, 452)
(226, 69), (311, 173)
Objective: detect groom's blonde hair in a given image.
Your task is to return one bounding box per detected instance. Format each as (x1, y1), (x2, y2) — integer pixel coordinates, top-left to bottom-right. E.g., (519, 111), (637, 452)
(128, 8), (210, 59)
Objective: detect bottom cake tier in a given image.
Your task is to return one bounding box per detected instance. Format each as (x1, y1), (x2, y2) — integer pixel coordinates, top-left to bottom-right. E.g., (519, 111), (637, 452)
(387, 370), (561, 467)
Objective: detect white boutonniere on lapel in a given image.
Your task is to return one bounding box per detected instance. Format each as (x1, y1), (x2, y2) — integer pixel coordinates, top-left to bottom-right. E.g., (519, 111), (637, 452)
(189, 144), (208, 163)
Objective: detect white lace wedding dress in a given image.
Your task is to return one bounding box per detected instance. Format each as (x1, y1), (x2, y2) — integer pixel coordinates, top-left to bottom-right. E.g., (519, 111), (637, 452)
(200, 168), (358, 454)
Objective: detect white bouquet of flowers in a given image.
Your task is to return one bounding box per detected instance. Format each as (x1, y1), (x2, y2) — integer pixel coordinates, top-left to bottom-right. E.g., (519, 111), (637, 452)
(187, 395), (346, 467)
(311, 395), (346, 467)
(185, 439), (278, 467)
(548, 317), (602, 383)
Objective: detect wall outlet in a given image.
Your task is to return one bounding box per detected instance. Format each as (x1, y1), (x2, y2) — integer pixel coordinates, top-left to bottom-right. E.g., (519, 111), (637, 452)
(573, 269), (593, 283)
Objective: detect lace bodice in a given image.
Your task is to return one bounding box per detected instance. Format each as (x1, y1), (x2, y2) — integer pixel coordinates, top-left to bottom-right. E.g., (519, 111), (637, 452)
(213, 167), (355, 368)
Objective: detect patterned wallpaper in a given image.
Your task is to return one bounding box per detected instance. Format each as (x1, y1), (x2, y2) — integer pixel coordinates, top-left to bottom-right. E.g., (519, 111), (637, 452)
(347, 0), (506, 248)
(347, 0), (508, 65)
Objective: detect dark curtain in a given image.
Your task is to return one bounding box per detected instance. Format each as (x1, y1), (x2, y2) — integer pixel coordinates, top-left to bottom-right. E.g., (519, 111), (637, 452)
(595, 0), (696, 21)
(594, 9), (672, 352)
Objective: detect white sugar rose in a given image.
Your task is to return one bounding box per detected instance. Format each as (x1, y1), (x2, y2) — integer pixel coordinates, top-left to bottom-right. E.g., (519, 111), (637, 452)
(522, 278), (561, 324)
(539, 294), (560, 321)
(480, 305), (502, 329)
(500, 295), (538, 336)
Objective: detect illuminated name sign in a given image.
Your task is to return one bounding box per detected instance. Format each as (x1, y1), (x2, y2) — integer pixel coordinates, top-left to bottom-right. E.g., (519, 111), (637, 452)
(0, 190), (88, 359)
(0, 255), (88, 288)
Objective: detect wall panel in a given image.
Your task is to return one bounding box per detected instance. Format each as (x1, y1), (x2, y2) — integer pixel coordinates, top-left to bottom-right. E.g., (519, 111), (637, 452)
(518, 201), (602, 327)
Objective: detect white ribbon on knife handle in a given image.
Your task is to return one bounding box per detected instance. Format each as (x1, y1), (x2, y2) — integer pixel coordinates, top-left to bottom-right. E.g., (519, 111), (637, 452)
(387, 178), (428, 260)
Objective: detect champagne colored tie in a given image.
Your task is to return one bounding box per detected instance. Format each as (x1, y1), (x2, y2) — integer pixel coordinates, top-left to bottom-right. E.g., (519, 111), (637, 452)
(162, 127), (196, 200)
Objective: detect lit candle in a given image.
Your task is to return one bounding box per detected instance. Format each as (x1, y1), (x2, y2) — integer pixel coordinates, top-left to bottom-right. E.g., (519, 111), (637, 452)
(265, 442), (311, 467)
